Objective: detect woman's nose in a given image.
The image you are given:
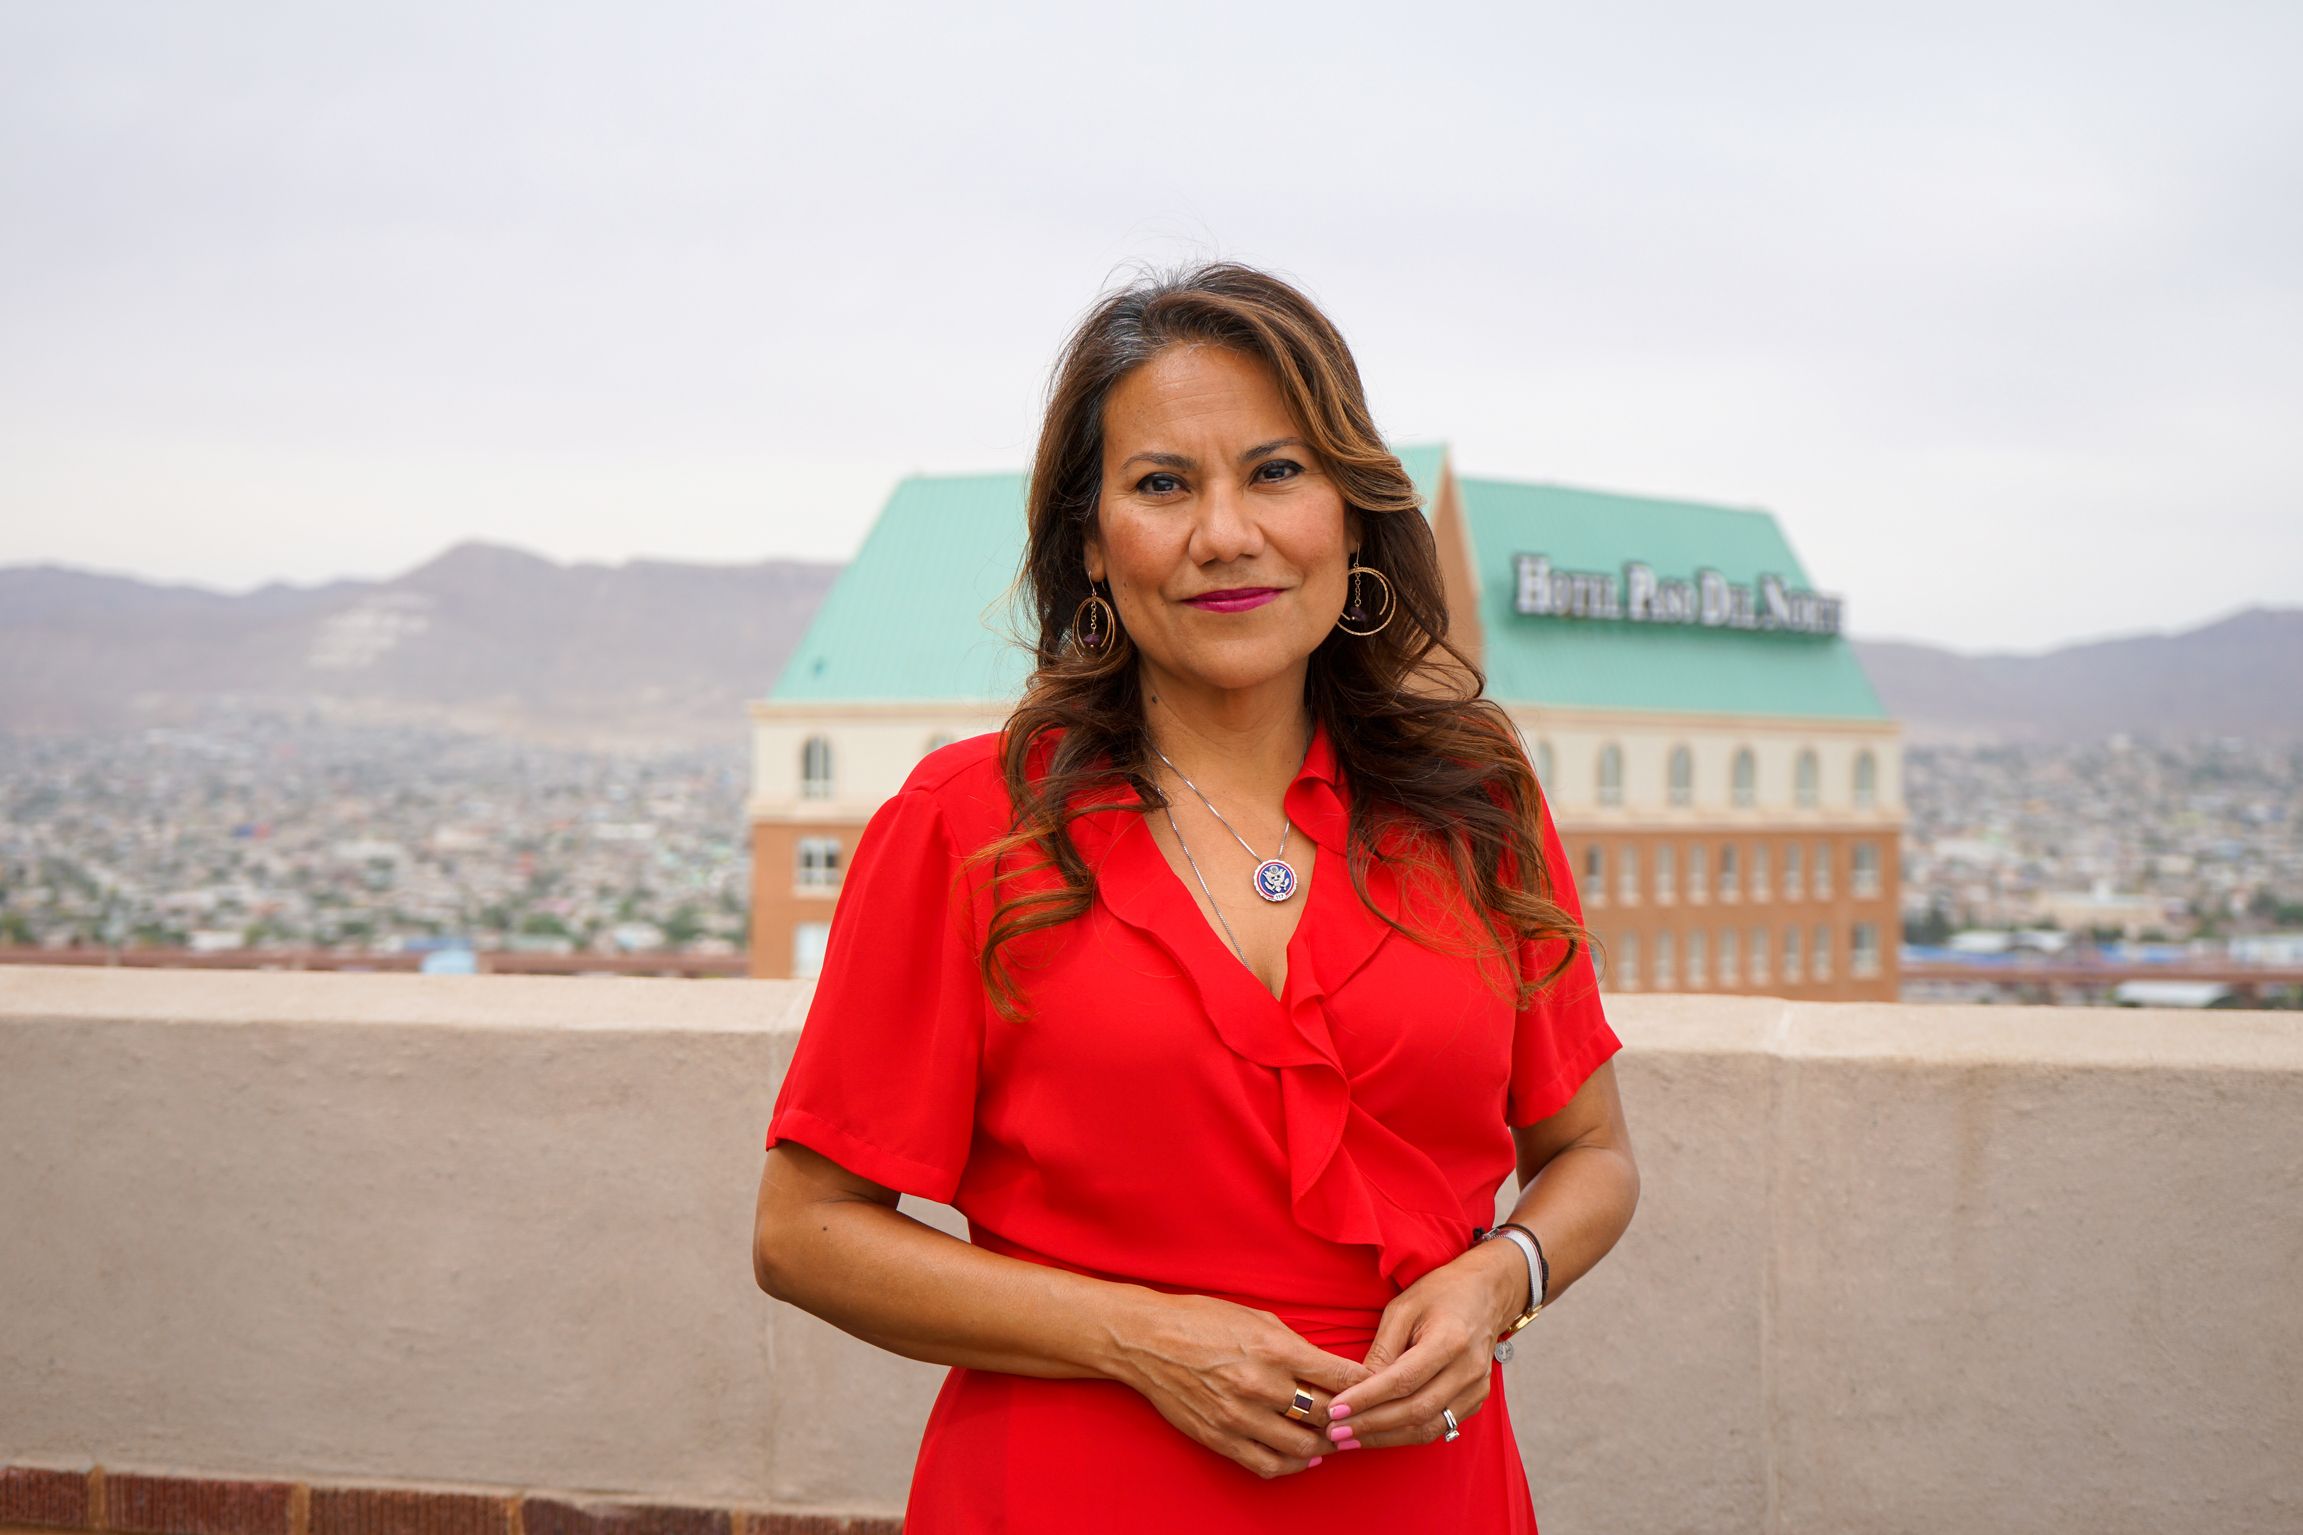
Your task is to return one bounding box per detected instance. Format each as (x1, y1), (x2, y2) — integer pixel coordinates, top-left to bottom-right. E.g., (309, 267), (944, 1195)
(1189, 483), (1261, 562)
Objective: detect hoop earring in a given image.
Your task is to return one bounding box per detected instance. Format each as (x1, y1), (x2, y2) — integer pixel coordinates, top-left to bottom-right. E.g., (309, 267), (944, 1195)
(1072, 581), (1121, 654)
(1335, 562), (1395, 637)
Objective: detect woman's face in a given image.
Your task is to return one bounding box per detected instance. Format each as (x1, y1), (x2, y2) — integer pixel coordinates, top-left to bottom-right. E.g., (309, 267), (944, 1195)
(1084, 343), (1359, 701)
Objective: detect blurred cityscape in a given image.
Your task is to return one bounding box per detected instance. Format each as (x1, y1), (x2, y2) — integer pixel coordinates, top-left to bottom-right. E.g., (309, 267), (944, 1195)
(5, 706), (2299, 1004)
(0, 707), (750, 971)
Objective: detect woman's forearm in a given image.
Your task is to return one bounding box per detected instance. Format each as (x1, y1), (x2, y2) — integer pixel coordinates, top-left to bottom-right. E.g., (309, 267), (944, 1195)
(1499, 1142), (1640, 1313)
(757, 1183), (1163, 1383)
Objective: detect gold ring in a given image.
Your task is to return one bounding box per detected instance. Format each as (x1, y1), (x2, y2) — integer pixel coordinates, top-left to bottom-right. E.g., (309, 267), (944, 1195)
(1281, 1386), (1318, 1425)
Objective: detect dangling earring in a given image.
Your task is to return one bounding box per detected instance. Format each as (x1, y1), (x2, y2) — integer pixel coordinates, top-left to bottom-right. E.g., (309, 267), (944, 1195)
(1073, 579), (1121, 653)
(1336, 559), (1395, 636)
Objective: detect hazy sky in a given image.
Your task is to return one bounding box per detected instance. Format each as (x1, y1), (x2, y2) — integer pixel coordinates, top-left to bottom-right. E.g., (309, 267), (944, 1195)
(3, 2), (2297, 653)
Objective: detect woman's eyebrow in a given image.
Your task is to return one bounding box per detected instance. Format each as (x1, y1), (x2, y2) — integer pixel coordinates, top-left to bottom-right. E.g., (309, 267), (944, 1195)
(1117, 437), (1305, 474)
(1119, 450), (1195, 471)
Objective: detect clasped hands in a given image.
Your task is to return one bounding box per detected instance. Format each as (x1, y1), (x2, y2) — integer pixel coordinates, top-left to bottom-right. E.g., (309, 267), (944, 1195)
(1111, 1239), (1527, 1481)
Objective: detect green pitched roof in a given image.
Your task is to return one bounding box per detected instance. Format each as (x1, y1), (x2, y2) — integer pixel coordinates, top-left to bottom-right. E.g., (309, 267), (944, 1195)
(1457, 478), (1886, 719)
(770, 472), (1037, 702)
(771, 449), (1888, 721)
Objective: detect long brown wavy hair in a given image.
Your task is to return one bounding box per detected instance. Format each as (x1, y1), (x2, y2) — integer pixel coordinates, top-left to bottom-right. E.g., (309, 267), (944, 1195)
(968, 262), (1593, 1022)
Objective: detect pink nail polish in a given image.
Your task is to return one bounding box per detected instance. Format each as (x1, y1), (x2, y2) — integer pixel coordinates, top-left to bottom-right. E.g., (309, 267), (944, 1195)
(1340, 1436), (1363, 1450)
(1307, 1456), (1324, 1468)
(1329, 1424), (1353, 1442)
(1329, 1402), (1353, 1420)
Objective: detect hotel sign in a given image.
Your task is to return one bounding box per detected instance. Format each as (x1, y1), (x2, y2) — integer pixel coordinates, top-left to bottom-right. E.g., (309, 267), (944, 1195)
(1513, 555), (1844, 636)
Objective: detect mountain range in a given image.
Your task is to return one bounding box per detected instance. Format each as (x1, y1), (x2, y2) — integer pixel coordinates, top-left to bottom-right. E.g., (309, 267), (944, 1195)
(0, 545), (2294, 747)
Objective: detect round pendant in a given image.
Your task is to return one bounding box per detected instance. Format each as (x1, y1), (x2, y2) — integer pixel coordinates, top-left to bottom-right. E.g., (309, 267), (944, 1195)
(1252, 858), (1299, 903)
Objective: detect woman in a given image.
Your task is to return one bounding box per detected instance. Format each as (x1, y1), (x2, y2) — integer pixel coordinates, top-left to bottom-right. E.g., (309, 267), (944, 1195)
(752, 262), (1639, 1531)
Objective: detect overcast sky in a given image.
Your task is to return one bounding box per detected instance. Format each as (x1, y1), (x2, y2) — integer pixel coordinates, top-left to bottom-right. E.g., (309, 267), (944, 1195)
(2, 1), (2296, 653)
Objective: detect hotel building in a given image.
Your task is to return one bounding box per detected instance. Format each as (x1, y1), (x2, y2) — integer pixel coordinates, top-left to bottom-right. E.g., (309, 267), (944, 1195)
(748, 446), (1902, 999)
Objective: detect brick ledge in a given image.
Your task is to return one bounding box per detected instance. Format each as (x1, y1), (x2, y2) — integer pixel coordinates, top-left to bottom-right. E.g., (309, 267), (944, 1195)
(0, 1469), (898, 1535)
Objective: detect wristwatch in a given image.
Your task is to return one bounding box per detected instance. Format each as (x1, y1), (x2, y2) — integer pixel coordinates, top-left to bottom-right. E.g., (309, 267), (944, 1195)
(1477, 1222), (1546, 1362)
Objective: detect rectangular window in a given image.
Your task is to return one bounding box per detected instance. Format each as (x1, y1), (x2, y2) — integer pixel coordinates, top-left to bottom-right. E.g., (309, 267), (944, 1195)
(1615, 932), (1639, 992)
(1751, 845), (1771, 904)
(1688, 845), (1709, 905)
(792, 921), (831, 979)
(1718, 927), (1740, 984)
(795, 836), (843, 890)
(1812, 923), (1832, 980)
(1852, 921), (1881, 978)
(1685, 929), (1707, 988)
(1618, 845), (1641, 904)
(1654, 844), (1676, 904)
(1783, 925), (1803, 982)
(1584, 844), (1606, 902)
(1852, 841), (1881, 898)
(1748, 926), (1770, 984)
(1653, 931), (1676, 990)
(1813, 842), (1833, 899)
(1719, 844), (1741, 902)
(1784, 843), (1804, 900)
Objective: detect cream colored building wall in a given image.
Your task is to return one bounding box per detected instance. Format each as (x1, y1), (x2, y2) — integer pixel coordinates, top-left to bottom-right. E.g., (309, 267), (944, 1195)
(1510, 707), (1903, 823)
(747, 702), (1007, 820)
(5, 966), (2297, 1532)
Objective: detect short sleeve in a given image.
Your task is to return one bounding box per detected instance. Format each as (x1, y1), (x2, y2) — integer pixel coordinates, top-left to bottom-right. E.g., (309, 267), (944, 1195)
(1506, 794), (1624, 1126)
(763, 782), (986, 1203)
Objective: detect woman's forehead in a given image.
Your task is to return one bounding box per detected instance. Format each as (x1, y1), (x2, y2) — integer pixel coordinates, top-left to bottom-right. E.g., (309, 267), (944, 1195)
(1103, 345), (1301, 455)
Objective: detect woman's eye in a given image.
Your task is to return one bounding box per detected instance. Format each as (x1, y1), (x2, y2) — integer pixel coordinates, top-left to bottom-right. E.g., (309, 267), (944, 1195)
(1138, 472), (1183, 495)
(1255, 459), (1303, 482)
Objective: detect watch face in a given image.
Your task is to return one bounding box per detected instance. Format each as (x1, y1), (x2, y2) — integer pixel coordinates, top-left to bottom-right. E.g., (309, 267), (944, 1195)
(1493, 1338), (1516, 1364)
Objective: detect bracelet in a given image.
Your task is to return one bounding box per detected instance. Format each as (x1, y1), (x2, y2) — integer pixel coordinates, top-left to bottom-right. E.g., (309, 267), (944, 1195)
(1495, 1221), (1549, 1307)
(1474, 1224), (1546, 1362)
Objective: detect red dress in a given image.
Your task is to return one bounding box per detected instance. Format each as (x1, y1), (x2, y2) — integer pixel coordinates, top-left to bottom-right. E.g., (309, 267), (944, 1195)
(764, 717), (1620, 1532)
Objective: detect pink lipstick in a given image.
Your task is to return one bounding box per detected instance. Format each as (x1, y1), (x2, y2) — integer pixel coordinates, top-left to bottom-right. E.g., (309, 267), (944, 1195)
(1184, 587), (1280, 613)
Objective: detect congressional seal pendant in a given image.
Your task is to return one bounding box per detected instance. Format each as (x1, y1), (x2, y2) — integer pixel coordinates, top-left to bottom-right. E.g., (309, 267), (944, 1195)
(1253, 858), (1299, 903)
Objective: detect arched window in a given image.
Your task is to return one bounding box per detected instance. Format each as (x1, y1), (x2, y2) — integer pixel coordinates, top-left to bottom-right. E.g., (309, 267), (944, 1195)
(1668, 745), (1694, 807)
(1597, 744), (1624, 807)
(1534, 739), (1555, 790)
(1731, 747), (1757, 808)
(1795, 749), (1819, 809)
(800, 735), (834, 799)
(1853, 750), (1878, 810)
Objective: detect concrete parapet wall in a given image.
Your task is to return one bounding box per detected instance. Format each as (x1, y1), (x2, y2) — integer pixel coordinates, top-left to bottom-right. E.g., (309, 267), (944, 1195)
(2, 967), (2296, 1532)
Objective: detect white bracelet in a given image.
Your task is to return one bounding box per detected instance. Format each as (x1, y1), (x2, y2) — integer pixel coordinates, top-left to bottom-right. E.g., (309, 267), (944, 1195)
(1492, 1226), (1541, 1314)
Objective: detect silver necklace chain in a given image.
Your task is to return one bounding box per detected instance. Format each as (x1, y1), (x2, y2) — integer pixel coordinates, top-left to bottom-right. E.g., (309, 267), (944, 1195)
(1147, 730), (1313, 967)
(1159, 801), (1249, 966)
(1148, 741), (1295, 869)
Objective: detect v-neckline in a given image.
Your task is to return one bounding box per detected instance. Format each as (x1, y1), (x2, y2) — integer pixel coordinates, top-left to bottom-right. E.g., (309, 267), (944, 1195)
(1142, 811), (1318, 1006)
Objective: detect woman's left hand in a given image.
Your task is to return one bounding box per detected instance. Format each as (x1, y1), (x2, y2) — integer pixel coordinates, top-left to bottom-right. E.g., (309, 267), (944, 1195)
(1322, 1238), (1523, 1449)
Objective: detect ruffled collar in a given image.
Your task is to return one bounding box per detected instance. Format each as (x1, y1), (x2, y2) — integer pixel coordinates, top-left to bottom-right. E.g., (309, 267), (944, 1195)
(1050, 713), (1476, 1288)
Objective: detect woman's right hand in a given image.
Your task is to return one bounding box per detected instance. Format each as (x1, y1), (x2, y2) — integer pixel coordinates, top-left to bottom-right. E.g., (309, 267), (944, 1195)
(1106, 1291), (1372, 1479)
